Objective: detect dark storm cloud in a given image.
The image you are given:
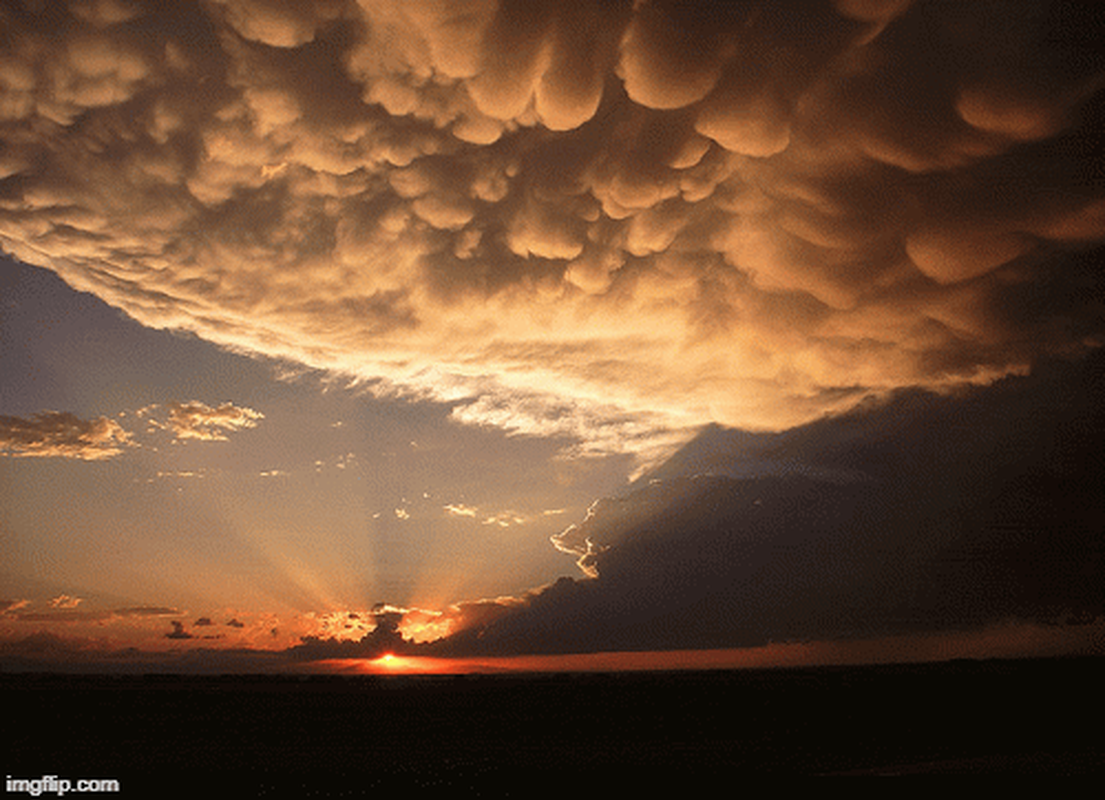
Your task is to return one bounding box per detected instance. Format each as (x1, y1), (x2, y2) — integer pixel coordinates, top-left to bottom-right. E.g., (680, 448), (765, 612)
(0, 1), (1101, 460)
(431, 350), (1105, 655)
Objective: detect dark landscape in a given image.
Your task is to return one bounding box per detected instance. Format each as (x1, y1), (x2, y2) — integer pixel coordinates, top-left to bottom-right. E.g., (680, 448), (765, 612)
(6, 656), (1102, 792)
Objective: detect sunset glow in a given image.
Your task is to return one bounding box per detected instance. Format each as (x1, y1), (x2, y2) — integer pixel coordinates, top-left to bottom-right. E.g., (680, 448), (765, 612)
(313, 620), (1105, 676)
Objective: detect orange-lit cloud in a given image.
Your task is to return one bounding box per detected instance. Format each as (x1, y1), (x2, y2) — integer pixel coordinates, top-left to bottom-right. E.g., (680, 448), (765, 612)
(0, 1), (1102, 467)
(444, 503), (478, 518)
(141, 401), (264, 442)
(10, 605), (183, 623)
(443, 502), (534, 528)
(0, 411), (132, 460)
(0, 601), (372, 656)
(0, 600), (31, 615)
(396, 595), (526, 645)
(0, 400), (262, 462)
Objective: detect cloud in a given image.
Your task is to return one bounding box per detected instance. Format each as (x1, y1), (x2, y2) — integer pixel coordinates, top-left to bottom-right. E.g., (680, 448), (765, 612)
(431, 352), (1105, 655)
(286, 606), (408, 660)
(444, 503), (532, 527)
(0, 1), (1102, 464)
(146, 401), (264, 442)
(480, 511), (527, 528)
(396, 597), (526, 646)
(8, 605), (184, 623)
(0, 402), (261, 462)
(444, 503), (478, 518)
(165, 621), (193, 640)
(0, 411), (132, 460)
(137, 401), (262, 442)
(111, 606), (183, 617)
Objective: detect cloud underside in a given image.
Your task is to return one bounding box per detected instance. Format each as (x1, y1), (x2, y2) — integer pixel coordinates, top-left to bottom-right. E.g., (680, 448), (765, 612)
(0, 1), (1103, 454)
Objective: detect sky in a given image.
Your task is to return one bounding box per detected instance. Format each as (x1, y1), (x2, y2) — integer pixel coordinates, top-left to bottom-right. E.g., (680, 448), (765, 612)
(0, 0), (1102, 672)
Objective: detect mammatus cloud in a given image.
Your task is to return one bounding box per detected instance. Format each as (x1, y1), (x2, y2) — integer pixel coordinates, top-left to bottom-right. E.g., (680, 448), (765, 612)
(140, 401), (264, 442)
(1, 1), (1101, 461)
(0, 411), (132, 460)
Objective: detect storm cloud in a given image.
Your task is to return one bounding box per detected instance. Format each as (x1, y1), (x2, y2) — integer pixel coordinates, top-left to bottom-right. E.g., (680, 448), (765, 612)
(431, 349), (1105, 655)
(1, 1), (1101, 462)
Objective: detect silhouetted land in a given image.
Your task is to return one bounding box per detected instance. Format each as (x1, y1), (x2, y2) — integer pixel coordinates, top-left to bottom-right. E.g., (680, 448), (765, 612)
(5, 657), (1101, 791)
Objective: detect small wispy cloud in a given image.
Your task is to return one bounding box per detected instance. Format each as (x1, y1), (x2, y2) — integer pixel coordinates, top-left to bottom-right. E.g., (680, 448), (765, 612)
(0, 600), (31, 615)
(444, 503), (543, 527)
(140, 401), (263, 442)
(482, 511), (528, 528)
(444, 503), (478, 518)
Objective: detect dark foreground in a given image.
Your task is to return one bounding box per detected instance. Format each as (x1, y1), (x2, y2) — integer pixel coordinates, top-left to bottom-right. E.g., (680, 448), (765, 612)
(5, 657), (1101, 792)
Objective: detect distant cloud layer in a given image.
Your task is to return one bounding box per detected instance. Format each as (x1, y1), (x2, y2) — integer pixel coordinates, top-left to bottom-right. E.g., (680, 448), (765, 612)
(1, 1), (1103, 458)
